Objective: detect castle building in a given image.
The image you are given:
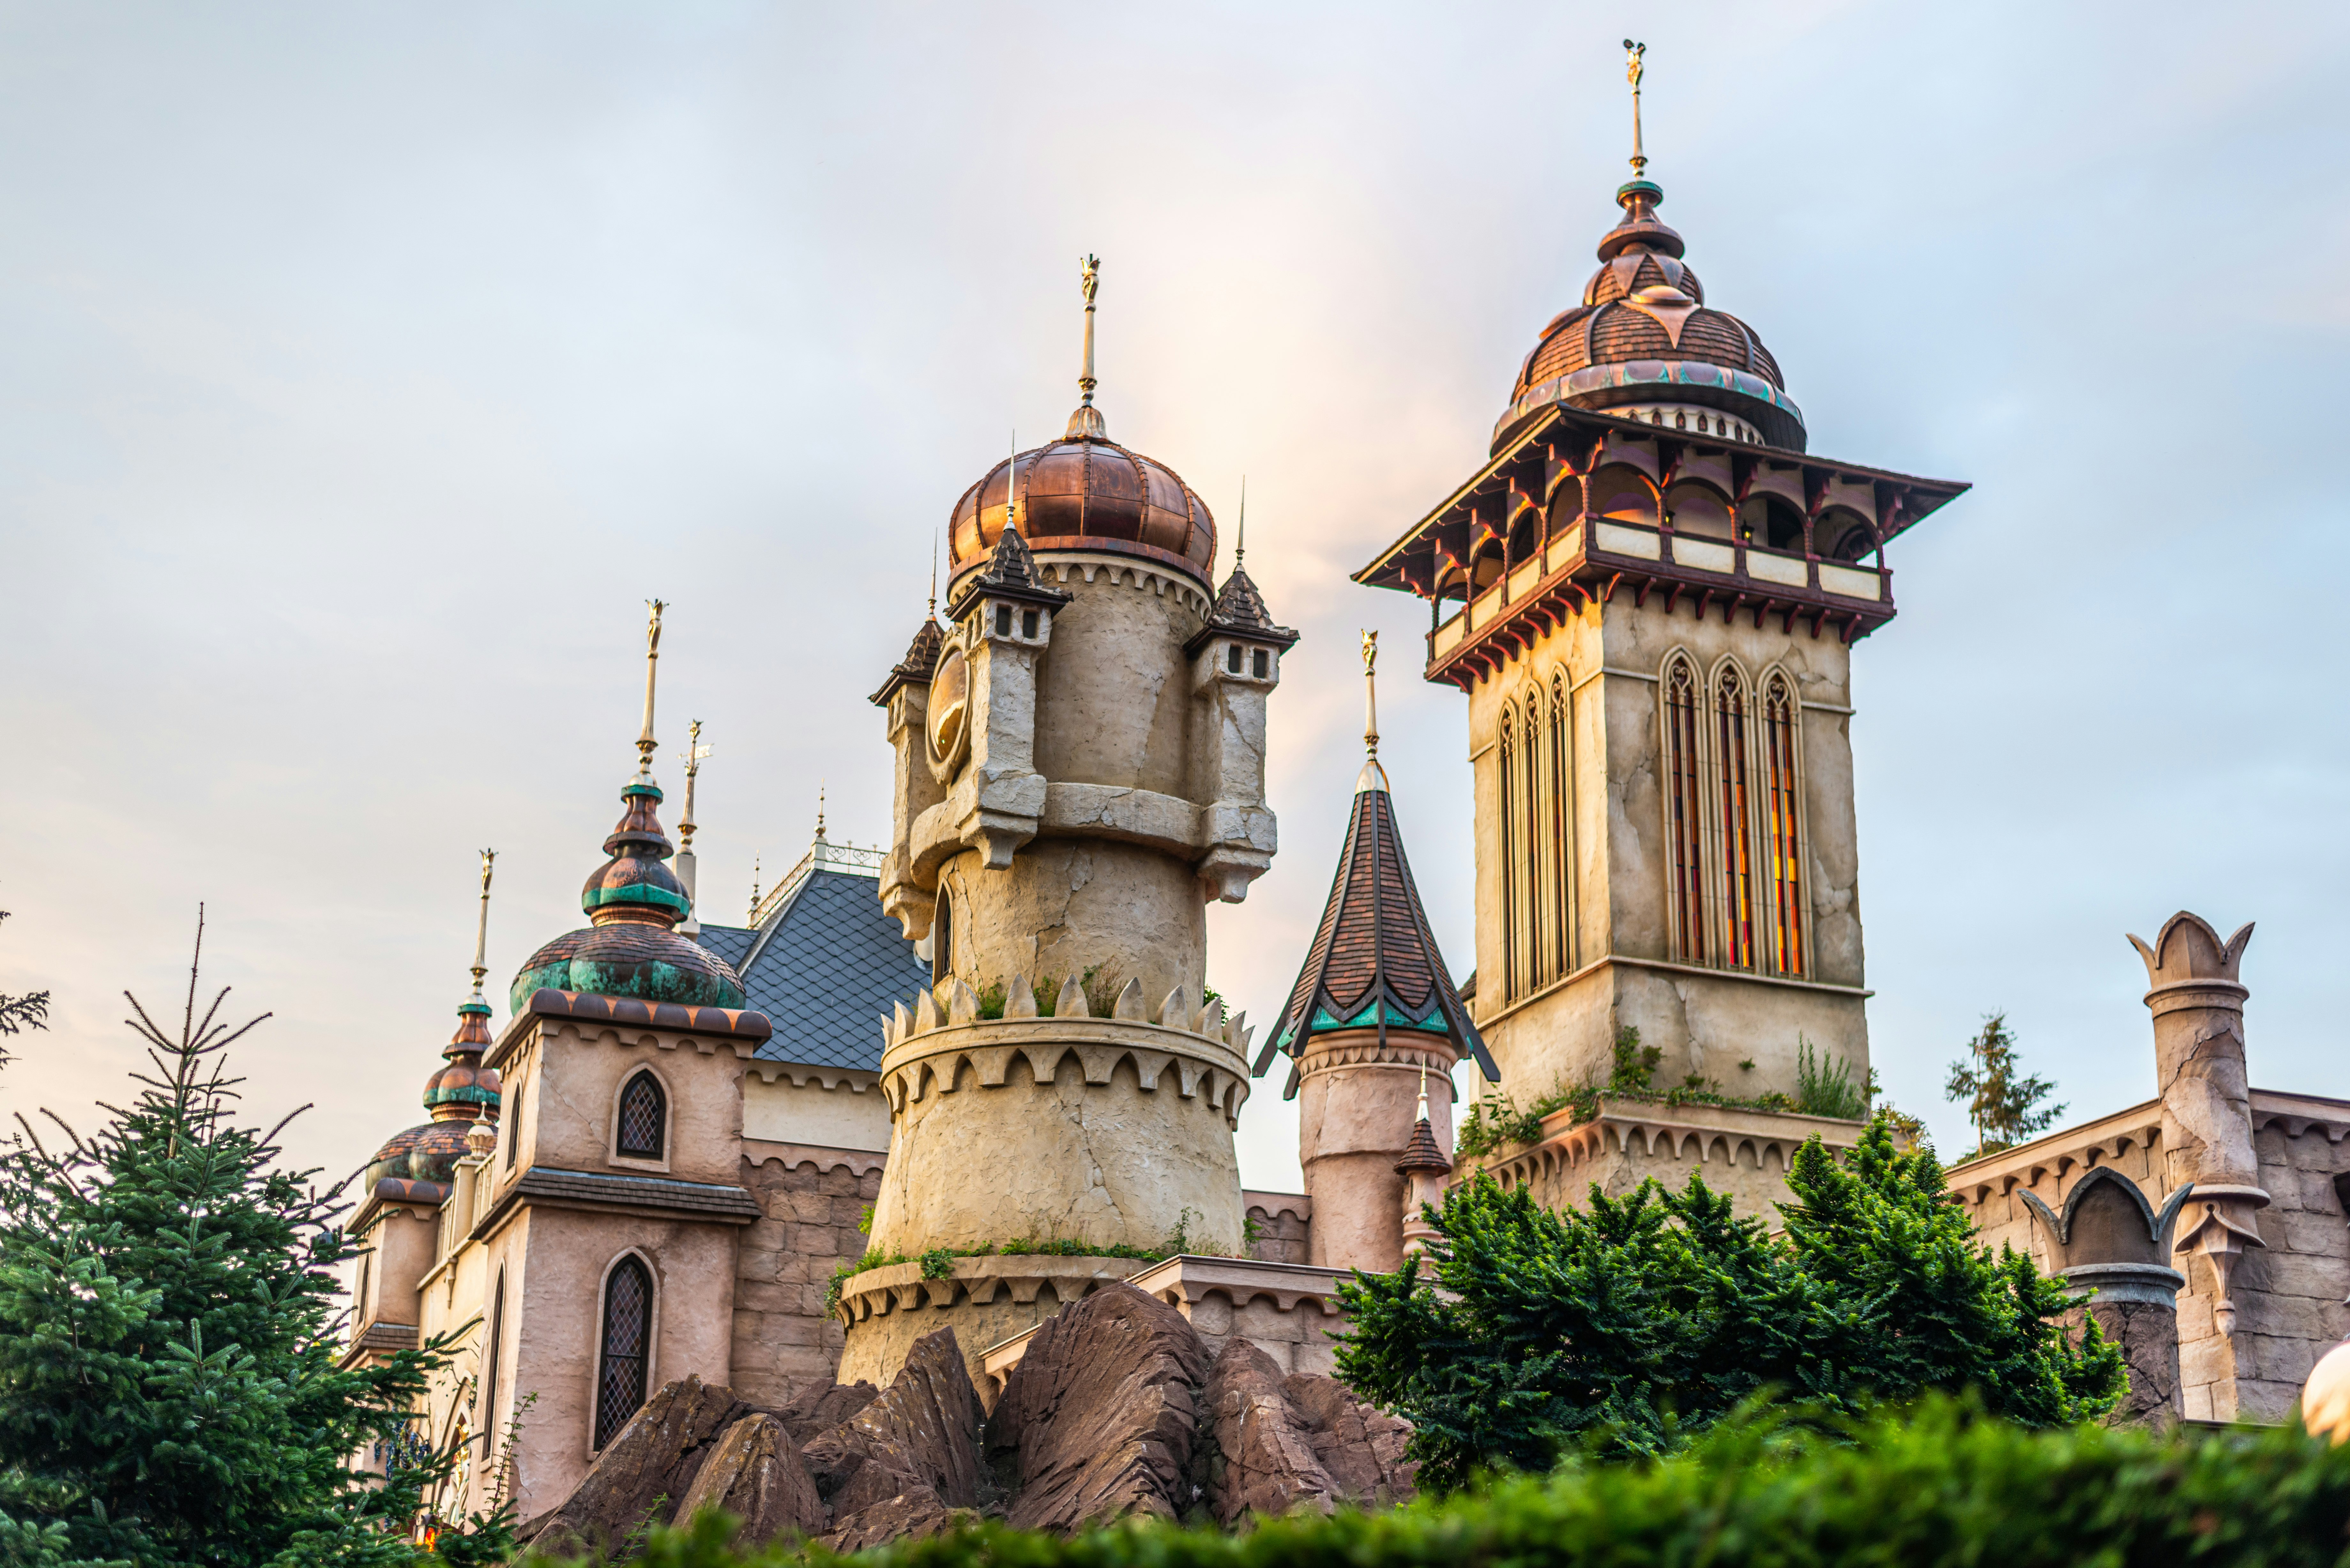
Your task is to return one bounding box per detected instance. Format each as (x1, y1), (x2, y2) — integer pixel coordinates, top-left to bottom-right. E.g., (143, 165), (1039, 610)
(342, 64), (2347, 1529)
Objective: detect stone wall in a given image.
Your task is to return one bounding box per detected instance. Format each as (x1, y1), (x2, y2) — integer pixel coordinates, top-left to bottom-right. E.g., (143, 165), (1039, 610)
(1243, 1192), (1310, 1265)
(732, 1143), (885, 1410)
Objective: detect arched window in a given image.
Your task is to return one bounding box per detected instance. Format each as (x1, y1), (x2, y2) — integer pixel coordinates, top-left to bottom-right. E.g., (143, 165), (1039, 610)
(1548, 674), (1575, 977)
(1761, 671), (1808, 978)
(1661, 656), (1705, 964)
(1497, 712), (1519, 1002)
(594, 1256), (653, 1450)
(481, 1266), (507, 1450)
(1519, 692), (1543, 991)
(356, 1250), (371, 1320)
(1547, 478), (1584, 538)
(615, 1071), (666, 1162)
(504, 1076), (524, 1171)
(1711, 664), (1759, 972)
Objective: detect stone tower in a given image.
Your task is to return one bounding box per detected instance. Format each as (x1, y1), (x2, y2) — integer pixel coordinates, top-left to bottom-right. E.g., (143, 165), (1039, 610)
(850, 266), (1298, 1383)
(1350, 127), (1969, 1136)
(1258, 635), (1491, 1272)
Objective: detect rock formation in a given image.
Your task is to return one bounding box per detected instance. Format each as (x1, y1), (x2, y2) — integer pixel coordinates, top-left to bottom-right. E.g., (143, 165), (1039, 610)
(985, 1282), (1211, 1530)
(525, 1293), (1413, 1557)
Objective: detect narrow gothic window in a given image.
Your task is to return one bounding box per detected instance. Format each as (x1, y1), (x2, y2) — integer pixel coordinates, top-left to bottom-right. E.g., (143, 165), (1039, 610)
(1524, 692), (1550, 989)
(504, 1079), (523, 1170)
(356, 1251), (371, 1318)
(1227, 644), (1242, 673)
(932, 889), (953, 985)
(594, 1257), (652, 1450)
(1712, 666), (1759, 971)
(616, 1072), (665, 1162)
(1497, 713), (1519, 1002)
(1762, 672), (1807, 977)
(1662, 657), (1705, 964)
(482, 1267), (506, 1444)
(1548, 675), (1574, 977)
(1253, 648), (1268, 678)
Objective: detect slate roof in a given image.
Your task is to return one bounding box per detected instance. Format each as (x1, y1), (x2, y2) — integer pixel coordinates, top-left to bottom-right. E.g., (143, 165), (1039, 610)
(1258, 782), (1495, 1095)
(694, 860), (930, 1072)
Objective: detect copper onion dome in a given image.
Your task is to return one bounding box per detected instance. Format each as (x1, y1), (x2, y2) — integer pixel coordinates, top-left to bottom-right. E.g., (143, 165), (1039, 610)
(947, 255), (1217, 590)
(1496, 178), (1805, 454)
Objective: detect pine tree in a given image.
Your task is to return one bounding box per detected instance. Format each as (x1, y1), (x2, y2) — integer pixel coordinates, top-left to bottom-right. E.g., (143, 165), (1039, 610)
(0, 910), (49, 1053)
(0, 914), (509, 1566)
(1944, 1012), (2065, 1160)
(1337, 1116), (2122, 1491)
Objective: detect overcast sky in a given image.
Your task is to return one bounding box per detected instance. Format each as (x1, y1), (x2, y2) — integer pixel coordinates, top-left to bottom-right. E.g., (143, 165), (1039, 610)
(2, 2), (2345, 1198)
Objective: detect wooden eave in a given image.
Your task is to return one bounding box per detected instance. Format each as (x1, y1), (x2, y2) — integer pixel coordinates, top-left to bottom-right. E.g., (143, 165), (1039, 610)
(1352, 405), (1971, 597)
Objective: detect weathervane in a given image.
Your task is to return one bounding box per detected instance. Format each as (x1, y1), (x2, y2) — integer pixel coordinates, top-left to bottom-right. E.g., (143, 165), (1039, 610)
(1625, 39), (1648, 179)
(635, 599), (667, 780)
(678, 720), (712, 851)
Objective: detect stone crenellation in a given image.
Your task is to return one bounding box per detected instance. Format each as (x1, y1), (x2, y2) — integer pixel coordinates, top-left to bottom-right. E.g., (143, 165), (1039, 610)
(731, 1148), (888, 1412)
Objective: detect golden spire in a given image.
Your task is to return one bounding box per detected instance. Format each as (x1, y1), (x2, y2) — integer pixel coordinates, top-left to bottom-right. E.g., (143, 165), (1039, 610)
(928, 528), (939, 619)
(468, 849), (497, 1004)
(1235, 476), (1247, 569)
(635, 599), (667, 781)
(1007, 428), (1019, 532)
(1356, 629), (1390, 793)
(678, 720), (711, 851)
(1624, 40), (1648, 180)
(746, 854), (762, 924)
(1065, 255), (1106, 439)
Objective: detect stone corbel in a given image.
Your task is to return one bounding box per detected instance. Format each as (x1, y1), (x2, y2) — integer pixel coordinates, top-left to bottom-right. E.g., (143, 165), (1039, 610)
(2171, 1184), (2270, 1337)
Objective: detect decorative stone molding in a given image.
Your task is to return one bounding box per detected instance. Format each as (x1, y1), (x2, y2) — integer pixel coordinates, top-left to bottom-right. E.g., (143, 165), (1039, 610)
(2016, 1167), (2193, 1306)
(1468, 1097), (1865, 1194)
(1031, 553), (1214, 620)
(878, 1012), (1254, 1129)
(1944, 1099), (2166, 1205)
(1241, 1190), (1311, 1224)
(740, 1139), (888, 1181)
(834, 1253), (1135, 1327)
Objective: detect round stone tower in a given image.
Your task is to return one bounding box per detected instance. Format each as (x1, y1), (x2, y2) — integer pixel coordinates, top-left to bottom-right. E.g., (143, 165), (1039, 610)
(848, 262), (1299, 1383)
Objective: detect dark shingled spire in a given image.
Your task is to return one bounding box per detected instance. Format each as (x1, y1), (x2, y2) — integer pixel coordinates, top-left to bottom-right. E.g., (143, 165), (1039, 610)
(870, 615), (945, 707)
(1395, 1112), (1452, 1177)
(1256, 782), (1494, 1098)
(946, 523), (1072, 618)
(1199, 564), (1299, 648)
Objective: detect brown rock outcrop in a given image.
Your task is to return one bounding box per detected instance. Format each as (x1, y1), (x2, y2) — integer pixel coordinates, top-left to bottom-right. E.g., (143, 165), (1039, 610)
(773, 1379), (881, 1446)
(802, 1328), (984, 1550)
(1201, 1339), (1414, 1527)
(986, 1281), (1211, 1531)
(669, 1413), (826, 1546)
(522, 1375), (755, 1556)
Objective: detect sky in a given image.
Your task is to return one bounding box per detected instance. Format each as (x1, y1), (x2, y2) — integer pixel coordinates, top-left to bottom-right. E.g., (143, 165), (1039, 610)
(1, 1), (2346, 1199)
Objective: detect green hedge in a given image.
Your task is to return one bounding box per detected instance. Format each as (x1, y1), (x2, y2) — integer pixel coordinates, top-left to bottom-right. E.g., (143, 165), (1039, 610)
(536, 1397), (2350, 1568)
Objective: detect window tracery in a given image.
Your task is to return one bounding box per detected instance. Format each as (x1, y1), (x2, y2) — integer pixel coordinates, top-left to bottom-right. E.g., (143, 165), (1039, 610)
(1662, 654), (1706, 964)
(1497, 711), (1520, 1002)
(1761, 670), (1808, 978)
(594, 1255), (653, 1451)
(615, 1071), (666, 1162)
(1710, 661), (1760, 972)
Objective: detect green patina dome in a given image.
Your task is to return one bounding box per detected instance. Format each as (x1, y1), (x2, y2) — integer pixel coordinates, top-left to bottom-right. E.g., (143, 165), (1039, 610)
(510, 773), (744, 1012)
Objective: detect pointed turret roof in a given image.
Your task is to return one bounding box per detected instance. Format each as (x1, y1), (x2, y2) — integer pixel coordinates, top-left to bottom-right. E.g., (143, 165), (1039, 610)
(1185, 563), (1299, 657)
(1256, 783), (1494, 1096)
(945, 523), (1072, 618)
(870, 614), (945, 706)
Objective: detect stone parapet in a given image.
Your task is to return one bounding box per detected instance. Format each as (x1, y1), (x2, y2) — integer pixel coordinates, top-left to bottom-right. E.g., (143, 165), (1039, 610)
(1243, 1191), (1311, 1264)
(1464, 1097), (1864, 1221)
(836, 1254), (1139, 1390)
(976, 1255), (1353, 1408)
(733, 1147), (887, 1409)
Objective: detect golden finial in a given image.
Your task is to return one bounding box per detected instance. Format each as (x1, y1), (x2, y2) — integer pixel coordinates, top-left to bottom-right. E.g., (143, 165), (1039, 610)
(815, 783), (827, 844)
(636, 599), (668, 780)
(469, 849), (497, 1001)
(747, 855), (762, 924)
(928, 528), (939, 619)
(1066, 256), (1106, 439)
(1356, 629), (1390, 793)
(1007, 429), (1019, 531)
(678, 720), (711, 851)
(1624, 40), (1648, 180)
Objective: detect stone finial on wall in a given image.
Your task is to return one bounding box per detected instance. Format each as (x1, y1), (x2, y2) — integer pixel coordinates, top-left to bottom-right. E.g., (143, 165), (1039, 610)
(2018, 1167), (2192, 1424)
(2129, 911), (2268, 1337)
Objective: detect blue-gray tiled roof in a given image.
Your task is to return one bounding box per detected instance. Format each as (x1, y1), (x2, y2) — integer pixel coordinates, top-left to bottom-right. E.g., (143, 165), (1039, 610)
(694, 869), (929, 1071)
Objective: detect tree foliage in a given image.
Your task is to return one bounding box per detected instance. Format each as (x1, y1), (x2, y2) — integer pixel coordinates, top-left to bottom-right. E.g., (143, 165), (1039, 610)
(1944, 1012), (2065, 1160)
(1336, 1116), (2123, 1491)
(0, 910), (49, 1051)
(0, 915), (509, 1566)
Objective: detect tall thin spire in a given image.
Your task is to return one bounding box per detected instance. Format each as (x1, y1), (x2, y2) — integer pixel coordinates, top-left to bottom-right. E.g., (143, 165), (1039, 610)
(928, 529), (939, 619)
(1235, 477), (1247, 569)
(678, 720), (711, 852)
(1065, 255), (1107, 439)
(747, 855), (763, 924)
(1008, 429), (1019, 531)
(1624, 39), (1648, 180)
(636, 599), (667, 781)
(1357, 629), (1389, 793)
(815, 783), (827, 844)
(468, 848), (496, 1004)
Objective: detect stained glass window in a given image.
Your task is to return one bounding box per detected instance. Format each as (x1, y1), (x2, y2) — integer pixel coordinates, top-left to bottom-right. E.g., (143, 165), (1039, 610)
(616, 1072), (665, 1161)
(595, 1257), (652, 1450)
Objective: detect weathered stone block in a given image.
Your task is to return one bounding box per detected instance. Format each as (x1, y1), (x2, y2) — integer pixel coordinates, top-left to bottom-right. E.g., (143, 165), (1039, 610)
(788, 1223), (841, 1257)
(670, 1413), (825, 1547)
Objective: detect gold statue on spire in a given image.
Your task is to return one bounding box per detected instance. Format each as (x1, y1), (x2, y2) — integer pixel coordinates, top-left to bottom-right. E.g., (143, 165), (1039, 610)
(636, 599), (668, 779)
(1067, 255), (1106, 439)
(1625, 39), (1648, 179)
(469, 848), (497, 1002)
(1356, 629), (1389, 793)
(678, 720), (711, 851)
